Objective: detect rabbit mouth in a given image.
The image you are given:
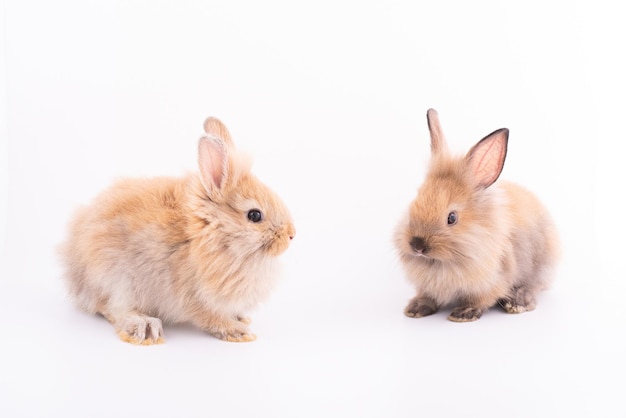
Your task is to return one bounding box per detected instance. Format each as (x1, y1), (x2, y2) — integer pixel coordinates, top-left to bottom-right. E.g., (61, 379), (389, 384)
(268, 223), (295, 254)
(263, 231), (292, 256)
(264, 238), (290, 256)
(411, 251), (436, 262)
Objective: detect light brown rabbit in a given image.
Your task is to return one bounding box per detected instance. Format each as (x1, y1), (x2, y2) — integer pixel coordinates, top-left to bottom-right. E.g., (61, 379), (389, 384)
(394, 109), (559, 322)
(60, 117), (295, 344)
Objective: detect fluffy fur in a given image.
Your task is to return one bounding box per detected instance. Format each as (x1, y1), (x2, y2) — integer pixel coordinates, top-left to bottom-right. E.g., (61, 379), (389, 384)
(60, 117), (295, 344)
(394, 109), (559, 322)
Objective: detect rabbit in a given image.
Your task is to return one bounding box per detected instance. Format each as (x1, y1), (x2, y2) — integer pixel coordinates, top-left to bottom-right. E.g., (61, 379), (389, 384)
(394, 109), (559, 322)
(59, 117), (295, 344)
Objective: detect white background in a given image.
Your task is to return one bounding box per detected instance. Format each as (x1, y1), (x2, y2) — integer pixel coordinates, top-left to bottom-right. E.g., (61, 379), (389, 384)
(1, 1), (625, 417)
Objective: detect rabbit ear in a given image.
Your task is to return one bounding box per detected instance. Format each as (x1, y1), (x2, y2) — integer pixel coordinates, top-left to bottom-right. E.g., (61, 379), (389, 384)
(466, 128), (509, 189)
(203, 117), (234, 147)
(426, 108), (448, 155)
(198, 136), (230, 198)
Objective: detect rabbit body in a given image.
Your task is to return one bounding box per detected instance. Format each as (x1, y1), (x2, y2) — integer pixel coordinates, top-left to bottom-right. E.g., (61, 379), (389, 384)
(395, 109), (559, 322)
(60, 118), (295, 344)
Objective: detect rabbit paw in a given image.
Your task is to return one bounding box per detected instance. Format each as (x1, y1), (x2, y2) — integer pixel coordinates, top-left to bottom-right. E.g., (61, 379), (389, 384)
(196, 313), (256, 342)
(116, 314), (164, 345)
(448, 306), (484, 322)
(212, 327), (256, 343)
(498, 288), (537, 314)
(498, 298), (536, 314)
(404, 296), (438, 318)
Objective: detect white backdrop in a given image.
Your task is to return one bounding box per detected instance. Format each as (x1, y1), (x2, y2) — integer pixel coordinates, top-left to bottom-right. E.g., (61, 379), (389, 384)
(1, 1), (625, 417)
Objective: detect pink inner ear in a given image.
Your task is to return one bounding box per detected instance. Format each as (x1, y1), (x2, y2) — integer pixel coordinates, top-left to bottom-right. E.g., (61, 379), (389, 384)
(473, 141), (502, 181)
(469, 129), (508, 188)
(198, 138), (227, 191)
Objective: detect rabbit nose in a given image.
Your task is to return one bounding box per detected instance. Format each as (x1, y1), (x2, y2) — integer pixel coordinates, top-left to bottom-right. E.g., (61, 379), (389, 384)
(410, 236), (427, 254)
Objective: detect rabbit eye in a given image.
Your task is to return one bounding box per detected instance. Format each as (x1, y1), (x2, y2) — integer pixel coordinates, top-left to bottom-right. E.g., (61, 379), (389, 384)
(447, 211), (458, 225)
(247, 209), (263, 223)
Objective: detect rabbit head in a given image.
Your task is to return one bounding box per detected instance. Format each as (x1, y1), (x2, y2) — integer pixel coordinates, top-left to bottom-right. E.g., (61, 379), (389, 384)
(189, 117), (295, 259)
(396, 109), (509, 266)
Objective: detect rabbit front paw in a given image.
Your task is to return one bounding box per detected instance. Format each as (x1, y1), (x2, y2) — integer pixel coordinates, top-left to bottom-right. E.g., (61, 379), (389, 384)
(115, 314), (165, 345)
(404, 295), (438, 318)
(448, 306), (484, 322)
(212, 326), (256, 343)
(498, 287), (537, 314)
